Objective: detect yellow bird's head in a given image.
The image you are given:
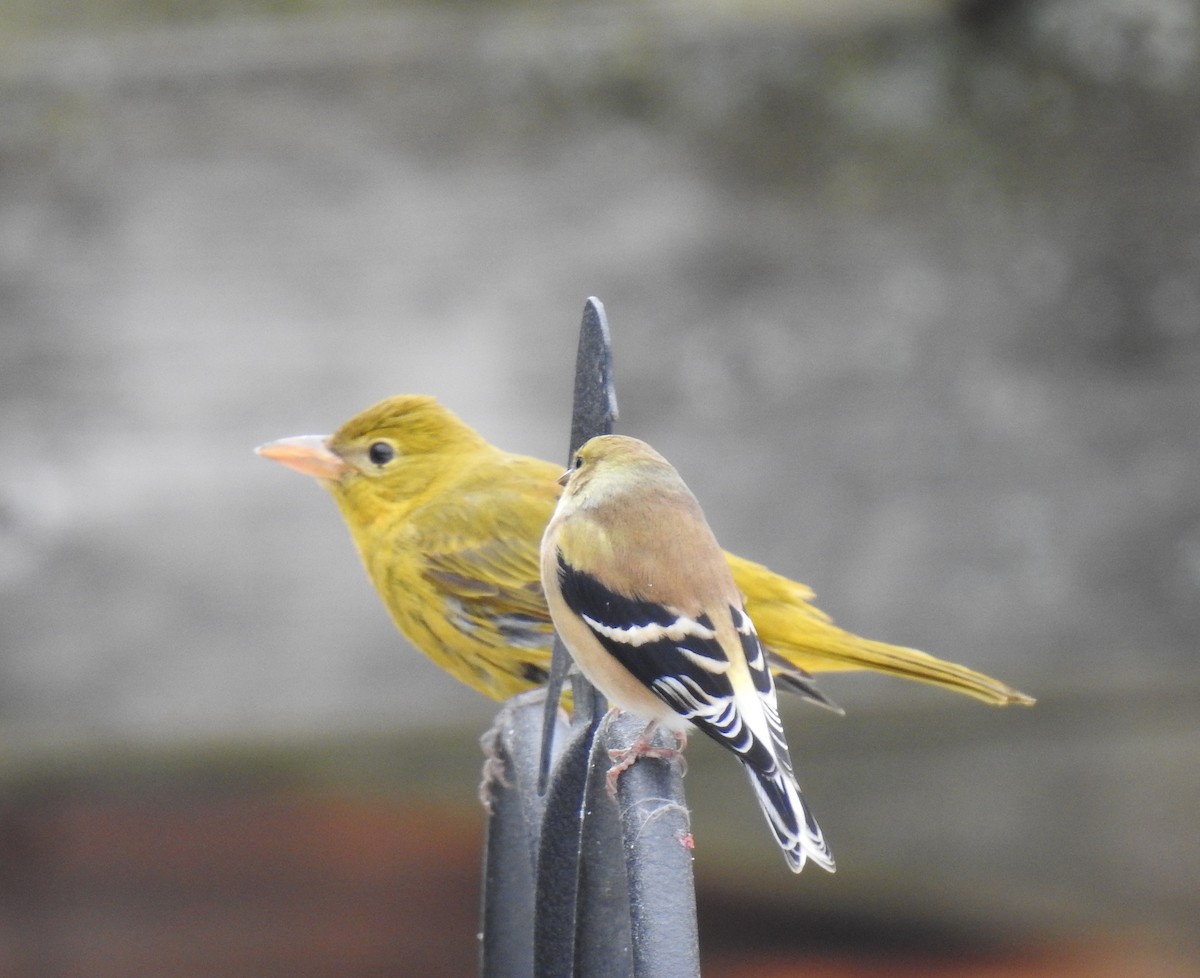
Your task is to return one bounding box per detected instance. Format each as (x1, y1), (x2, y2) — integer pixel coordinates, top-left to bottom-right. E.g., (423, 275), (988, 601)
(256, 394), (491, 515)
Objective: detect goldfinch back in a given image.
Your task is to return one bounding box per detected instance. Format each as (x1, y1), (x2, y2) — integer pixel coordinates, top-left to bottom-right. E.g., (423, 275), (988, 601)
(541, 435), (835, 872)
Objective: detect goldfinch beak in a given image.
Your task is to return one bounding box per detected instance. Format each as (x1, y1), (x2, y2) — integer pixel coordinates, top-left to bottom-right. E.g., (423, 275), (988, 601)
(556, 469), (571, 487)
(256, 434), (350, 481)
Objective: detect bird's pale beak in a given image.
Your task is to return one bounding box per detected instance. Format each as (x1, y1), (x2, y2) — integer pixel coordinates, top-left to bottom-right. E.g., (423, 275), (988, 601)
(256, 434), (350, 481)
(556, 468), (571, 487)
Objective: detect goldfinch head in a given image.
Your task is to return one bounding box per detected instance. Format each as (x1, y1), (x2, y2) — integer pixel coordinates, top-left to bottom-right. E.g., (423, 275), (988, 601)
(558, 434), (681, 504)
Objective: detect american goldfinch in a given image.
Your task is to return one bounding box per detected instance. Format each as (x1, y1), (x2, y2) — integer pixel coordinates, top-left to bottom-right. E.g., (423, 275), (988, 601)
(540, 434), (835, 872)
(256, 395), (1034, 707)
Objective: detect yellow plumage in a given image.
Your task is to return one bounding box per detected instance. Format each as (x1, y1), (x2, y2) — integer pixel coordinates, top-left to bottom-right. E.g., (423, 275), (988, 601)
(257, 395), (1034, 708)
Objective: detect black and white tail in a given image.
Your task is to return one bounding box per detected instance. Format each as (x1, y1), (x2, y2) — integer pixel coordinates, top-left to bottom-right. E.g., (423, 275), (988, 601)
(746, 763), (836, 873)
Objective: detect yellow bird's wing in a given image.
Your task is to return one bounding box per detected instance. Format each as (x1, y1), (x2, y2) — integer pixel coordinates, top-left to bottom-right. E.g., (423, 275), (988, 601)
(391, 467), (561, 699)
(421, 526), (556, 653)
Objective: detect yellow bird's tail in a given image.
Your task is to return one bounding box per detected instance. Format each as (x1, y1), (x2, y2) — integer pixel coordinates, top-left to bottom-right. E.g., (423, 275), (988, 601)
(728, 554), (1035, 707)
(781, 630), (1036, 706)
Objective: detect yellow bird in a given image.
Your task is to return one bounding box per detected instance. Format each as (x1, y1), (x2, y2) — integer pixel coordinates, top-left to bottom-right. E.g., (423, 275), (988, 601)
(257, 395), (1034, 708)
(542, 434), (836, 872)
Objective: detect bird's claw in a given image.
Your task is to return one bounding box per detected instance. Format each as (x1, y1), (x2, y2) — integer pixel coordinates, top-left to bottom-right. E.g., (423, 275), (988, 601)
(603, 728), (688, 798)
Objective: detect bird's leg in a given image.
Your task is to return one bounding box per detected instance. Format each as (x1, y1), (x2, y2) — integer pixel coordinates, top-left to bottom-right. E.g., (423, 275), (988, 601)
(605, 718), (688, 798)
(478, 718), (514, 808)
(477, 686), (556, 807)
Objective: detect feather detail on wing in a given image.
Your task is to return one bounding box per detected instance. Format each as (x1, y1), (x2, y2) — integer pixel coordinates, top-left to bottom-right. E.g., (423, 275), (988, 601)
(413, 490), (557, 652)
(557, 553), (732, 689)
(556, 552), (835, 871)
(423, 549), (552, 650)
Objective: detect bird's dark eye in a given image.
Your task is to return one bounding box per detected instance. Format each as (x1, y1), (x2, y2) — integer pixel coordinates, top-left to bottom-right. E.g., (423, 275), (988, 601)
(573, 454), (584, 469)
(367, 441), (395, 466)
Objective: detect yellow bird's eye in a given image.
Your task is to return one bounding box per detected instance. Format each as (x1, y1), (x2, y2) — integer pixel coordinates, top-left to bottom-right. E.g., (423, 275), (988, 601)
(573, 453), (584, 470)
(367, 441), (395, 467)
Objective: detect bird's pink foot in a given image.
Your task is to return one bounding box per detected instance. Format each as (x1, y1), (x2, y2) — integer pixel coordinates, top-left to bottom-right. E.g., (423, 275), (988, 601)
(604, 723), (688, 797)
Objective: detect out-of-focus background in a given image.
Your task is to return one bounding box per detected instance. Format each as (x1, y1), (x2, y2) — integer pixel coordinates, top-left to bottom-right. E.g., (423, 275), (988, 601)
(1, 0), (1198, 975)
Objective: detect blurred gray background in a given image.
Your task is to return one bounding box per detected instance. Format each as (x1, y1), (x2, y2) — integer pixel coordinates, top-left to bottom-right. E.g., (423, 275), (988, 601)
(1, 0), (1198, 975)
